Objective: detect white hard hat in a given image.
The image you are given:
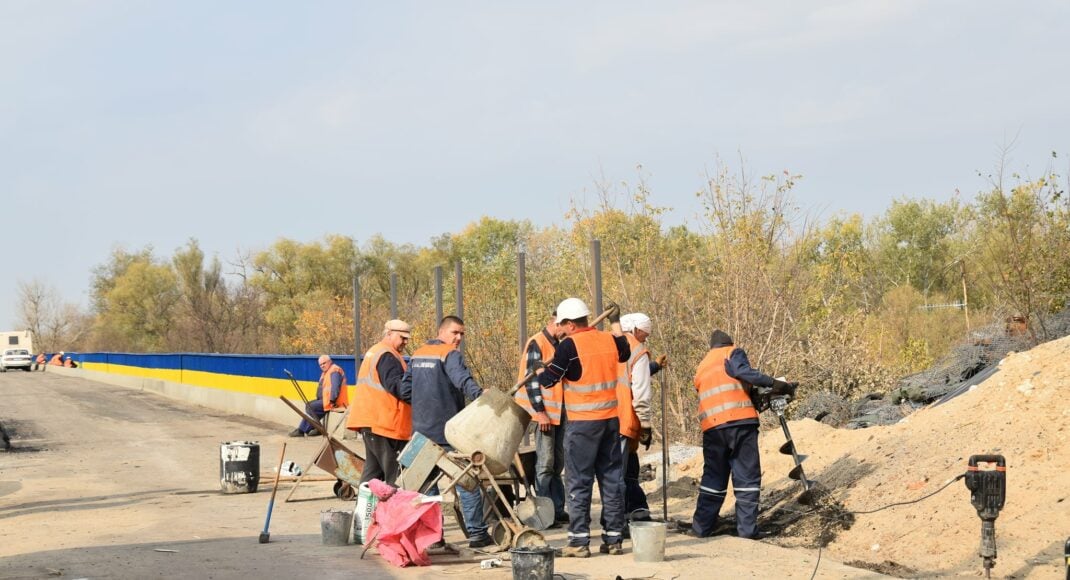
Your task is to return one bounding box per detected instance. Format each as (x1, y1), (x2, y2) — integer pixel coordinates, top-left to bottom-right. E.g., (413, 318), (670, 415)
(555, 298), (591, 323)
(621, 313), (652, 333)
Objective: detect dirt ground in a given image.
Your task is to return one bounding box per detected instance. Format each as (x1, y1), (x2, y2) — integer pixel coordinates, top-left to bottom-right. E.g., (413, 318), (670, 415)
(673, 334), (1070, 579)
(0, 371), (889, 580)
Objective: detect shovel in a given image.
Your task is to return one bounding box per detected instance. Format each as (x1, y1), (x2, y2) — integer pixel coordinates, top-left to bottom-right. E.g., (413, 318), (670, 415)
(512, 455), (554, 531)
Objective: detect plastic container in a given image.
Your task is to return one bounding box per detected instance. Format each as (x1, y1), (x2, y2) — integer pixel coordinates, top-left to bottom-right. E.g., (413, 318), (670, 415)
(321, 508), (353, 546)
(509, 545), (554, 580)
(219, 441), (259, 494)
(351, 482), (378, 544)
(629, 521), (667, 562)
(444, 388), (531, 475)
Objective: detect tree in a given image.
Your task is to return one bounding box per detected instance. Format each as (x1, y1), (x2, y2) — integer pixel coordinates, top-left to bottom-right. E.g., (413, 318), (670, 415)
(970, 159), (1070, 340)
(15, 279), (90, 352)
(89, 248), (179, 351)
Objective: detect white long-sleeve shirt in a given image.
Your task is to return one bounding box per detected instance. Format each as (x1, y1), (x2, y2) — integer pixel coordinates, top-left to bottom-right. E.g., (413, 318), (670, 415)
(630, 351), (653, 426)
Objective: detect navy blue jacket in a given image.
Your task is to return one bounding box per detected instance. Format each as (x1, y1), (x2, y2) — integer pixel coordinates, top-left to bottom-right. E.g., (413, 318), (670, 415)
(401, 339), (483, 445)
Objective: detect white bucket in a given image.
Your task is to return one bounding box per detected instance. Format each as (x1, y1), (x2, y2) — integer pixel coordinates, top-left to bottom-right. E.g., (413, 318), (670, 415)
(629, 521), (667, 562)
(351, 482), (378, 544)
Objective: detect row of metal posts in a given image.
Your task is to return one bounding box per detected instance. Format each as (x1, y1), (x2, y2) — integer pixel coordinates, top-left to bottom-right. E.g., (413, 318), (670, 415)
(349, 239), (669, 520)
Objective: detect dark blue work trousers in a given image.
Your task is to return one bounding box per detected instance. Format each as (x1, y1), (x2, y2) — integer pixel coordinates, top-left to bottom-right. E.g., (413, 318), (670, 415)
(691, 423), (761, 539)
(535, 419), (567, 520)
(623, 442), (650, 517)
(564, 417), (625, 547)
(297, 399), (325, 433)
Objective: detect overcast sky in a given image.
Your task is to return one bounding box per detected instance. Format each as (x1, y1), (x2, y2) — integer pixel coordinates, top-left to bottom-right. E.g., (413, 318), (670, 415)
(3, 1), (1068, 330)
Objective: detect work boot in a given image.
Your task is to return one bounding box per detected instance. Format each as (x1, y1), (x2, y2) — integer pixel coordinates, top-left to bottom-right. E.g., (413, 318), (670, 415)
(287, 429), (305, 437)
(468, 536), (494, 549)
(598, 542), (623, 555)
(557, 545), (590, 558)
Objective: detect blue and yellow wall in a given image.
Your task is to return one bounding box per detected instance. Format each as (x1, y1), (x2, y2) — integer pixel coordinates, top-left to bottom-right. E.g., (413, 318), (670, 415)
(54, 352), (362, 427)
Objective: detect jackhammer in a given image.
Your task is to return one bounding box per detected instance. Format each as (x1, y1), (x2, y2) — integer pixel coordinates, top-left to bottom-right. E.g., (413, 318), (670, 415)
(964, 454), (1006, 579)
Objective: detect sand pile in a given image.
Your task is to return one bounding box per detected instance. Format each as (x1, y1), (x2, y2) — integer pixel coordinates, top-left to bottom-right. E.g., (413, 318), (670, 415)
(674, 334), (1070, 577)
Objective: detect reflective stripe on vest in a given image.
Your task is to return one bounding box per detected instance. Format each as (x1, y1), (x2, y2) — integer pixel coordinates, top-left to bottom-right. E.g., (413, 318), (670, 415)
(320, 364), (348, 411)
(513, 330), (564, 424)
(617, 333), (645, 439)
(562, 330), (621, 421)
(347, 341), (411, 440)
(694, 346), (758, 431)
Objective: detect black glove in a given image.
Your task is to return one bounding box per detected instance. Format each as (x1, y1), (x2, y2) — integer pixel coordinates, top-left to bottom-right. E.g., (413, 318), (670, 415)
(771, 380), (798, 399)
(638, 427), (653, 450)
(605, 301), (621, 324)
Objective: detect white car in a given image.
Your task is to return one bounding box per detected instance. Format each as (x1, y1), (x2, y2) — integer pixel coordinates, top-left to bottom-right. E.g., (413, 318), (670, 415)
(0, 349), (33, 372)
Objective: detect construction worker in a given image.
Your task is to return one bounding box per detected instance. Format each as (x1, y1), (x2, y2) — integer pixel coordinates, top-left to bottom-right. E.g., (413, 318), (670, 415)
(49, 352), (64, 366)
(513, 309), (569, 524)
(536, 297), (630, 558)
(617, 313), (660, 522)
(63, 356), (77, 368)
(689, 329), (795, 539)
(347, 319), (412, 485)
(34, 353), (45, 371)
(400, 315), (492, 548)
(289, 354), (348, 437)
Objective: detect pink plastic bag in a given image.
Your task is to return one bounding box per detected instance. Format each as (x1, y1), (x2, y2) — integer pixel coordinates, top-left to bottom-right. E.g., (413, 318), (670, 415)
(366, 479), (443, 567)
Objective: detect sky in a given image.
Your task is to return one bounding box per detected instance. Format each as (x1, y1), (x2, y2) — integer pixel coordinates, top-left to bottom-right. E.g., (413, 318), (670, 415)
(3, 1), (1068, 329)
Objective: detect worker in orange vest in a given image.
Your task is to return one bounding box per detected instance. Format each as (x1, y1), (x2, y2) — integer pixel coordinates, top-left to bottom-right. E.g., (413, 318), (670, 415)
(347, 320), (412, 485)
(616, 312), (669, 523)
(34, 353), (46, 371)
(689, 329), (796, 539)
(49, 352), (64, 366)
(289, 354), (348, 437)
(536, 298), (630, 558)
(514, 309), (568, 524)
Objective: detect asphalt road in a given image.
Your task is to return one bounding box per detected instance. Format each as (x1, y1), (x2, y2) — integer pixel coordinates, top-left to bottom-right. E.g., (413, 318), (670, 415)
(0, 370), (886, 579)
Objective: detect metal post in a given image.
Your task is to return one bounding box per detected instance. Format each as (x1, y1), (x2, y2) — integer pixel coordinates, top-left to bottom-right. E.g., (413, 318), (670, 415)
(518, 251), (527, 351)
(961, 260), (971, 331)
(661, 371), (670, 522)
(353, 275), (361, 357)
(455, 261), (464, 319)
(455, 261), (464, 353)
(435, 266), (444, 324)
(390, 271), (398, 319)
(591, 239), (603, 327)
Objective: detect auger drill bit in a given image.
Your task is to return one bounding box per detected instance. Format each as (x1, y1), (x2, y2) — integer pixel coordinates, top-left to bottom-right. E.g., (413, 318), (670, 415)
(771, 397), (815, 505)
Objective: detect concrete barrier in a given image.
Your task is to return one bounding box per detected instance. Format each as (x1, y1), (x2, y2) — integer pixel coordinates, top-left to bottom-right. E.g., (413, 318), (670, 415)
(49, 353), (360, 429)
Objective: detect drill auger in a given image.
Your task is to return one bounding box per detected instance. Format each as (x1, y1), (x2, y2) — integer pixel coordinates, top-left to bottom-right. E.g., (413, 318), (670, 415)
(752, 380), (815, 505)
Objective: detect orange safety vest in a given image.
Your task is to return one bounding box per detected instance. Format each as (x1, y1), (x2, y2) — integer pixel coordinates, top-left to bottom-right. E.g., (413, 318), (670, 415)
(513, 330), (563, 425)
(694, 346), (758, 431)
(36, 354), (46, 365)
(562, 329), (624, 422)
(617, 333), (646, 440)
(49, 354), (63, 365)
(320, 363), (348, 411)
(64, 358), (74, 367)
(347, 341), (411, 440)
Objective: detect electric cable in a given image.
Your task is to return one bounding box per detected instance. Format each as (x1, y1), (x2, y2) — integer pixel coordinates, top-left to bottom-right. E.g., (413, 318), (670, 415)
(808, 547), (822, 580)
(847, 473), (965, 515)
(685, 471), (968, 578)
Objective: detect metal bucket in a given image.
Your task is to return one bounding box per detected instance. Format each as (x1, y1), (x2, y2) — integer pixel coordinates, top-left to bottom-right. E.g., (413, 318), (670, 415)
(321, 508), (353, 546)
(510, 546), (554, 580)
(630, 521), (667, 562)
(444, 388), (531, 475)
(219, 441), (259, 494)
